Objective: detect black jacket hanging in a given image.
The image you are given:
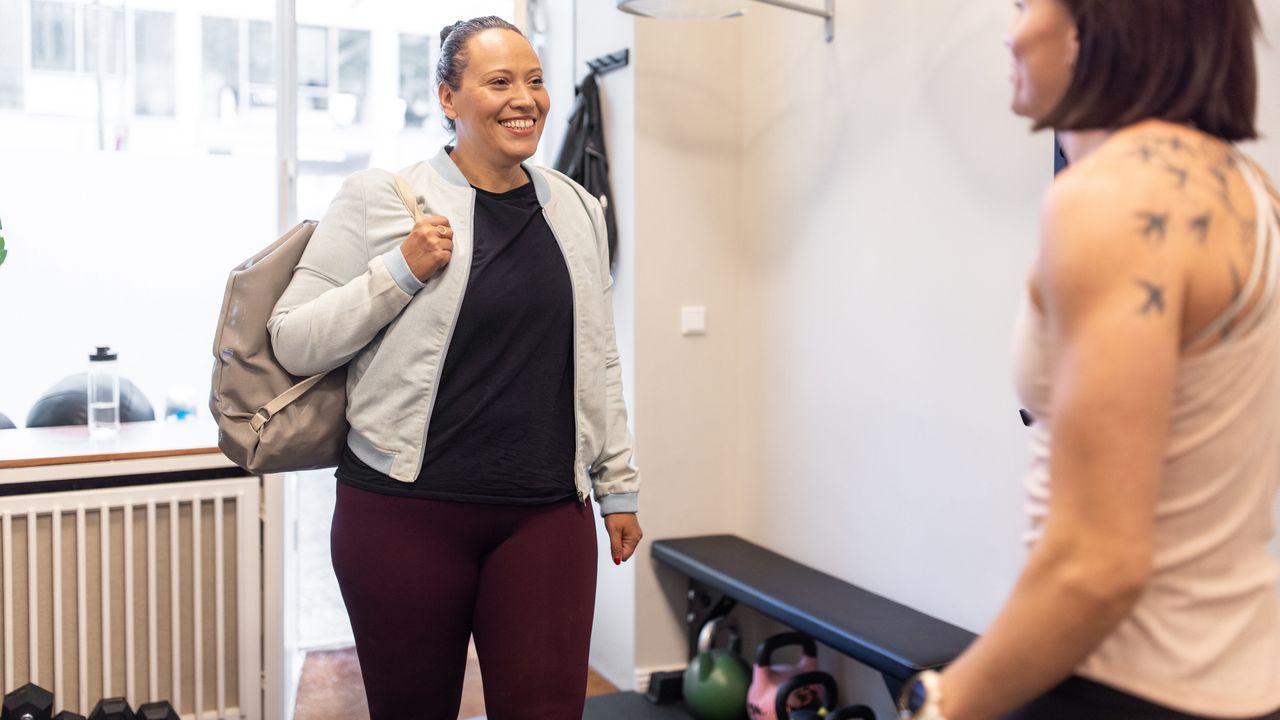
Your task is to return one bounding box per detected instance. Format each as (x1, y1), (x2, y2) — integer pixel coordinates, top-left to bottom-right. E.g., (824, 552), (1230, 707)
(555, 71), (618, 267)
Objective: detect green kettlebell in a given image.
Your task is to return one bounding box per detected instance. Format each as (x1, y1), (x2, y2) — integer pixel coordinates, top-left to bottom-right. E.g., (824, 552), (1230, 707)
(684, 616), (752, 720)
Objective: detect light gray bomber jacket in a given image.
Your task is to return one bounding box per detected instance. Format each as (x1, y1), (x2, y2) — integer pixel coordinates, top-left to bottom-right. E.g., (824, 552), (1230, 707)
(268, 147), (640, 515)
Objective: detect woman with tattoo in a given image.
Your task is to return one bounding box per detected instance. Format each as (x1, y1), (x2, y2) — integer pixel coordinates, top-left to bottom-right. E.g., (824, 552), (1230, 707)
(898, 2), (1280, 719)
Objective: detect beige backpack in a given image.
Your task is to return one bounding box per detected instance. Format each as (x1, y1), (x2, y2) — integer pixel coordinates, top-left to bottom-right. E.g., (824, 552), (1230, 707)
(209, 175), (423, 474)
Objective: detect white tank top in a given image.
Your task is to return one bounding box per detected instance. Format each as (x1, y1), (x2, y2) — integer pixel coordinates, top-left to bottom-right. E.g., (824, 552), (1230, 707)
(1012, 156), (1280, 717)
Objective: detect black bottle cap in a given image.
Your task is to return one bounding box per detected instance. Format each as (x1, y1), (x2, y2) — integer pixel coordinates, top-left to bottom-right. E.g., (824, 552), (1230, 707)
(90, 346), (118, 362)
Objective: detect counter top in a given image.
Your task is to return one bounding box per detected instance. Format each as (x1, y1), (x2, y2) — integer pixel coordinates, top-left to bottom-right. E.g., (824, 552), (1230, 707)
(0, 419), (228, 470)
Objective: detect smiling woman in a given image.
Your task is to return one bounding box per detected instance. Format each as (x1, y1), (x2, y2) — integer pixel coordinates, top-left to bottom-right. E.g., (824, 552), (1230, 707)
(436, 16), (551, 192)
(265, 14), (643, 720)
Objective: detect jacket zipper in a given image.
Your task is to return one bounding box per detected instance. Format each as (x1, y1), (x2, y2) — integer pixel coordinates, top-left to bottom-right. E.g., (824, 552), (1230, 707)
(544, 209), (588, 505)
(414, 191), (476, 477)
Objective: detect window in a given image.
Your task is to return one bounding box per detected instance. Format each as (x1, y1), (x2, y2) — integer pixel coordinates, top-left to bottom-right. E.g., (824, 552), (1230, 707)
(248, 20), (275, 107)
(336, 29), (370, 125)
(84, 6), (125, 75)
(298, 25), (328, 111)
(202, 17), (240, 119)
(0, 0), (22, 107)
(31, 1), (75, 71)
(399, 34), (432, 127)
(135, 11), (176, 116)
(249, 21), (275, 85)
(1, 1), (509, 439)
(31, 2), (124, 77)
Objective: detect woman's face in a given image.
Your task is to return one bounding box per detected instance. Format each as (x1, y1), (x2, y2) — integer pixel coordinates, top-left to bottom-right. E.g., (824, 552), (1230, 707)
(440, 29), (549, 167)
(1006, 0), (1079, 120)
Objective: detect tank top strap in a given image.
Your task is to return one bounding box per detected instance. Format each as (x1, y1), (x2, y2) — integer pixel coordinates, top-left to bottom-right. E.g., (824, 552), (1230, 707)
(1182, 151), (1280, 349)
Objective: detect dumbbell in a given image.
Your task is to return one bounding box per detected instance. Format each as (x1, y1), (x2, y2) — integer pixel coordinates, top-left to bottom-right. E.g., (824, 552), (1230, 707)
(52, 713), (85, 720)
(828, 705), (876, 720)
(136, 702), (180, 720)
(2, 683), (54, 720)
(86, 698), (132, 720)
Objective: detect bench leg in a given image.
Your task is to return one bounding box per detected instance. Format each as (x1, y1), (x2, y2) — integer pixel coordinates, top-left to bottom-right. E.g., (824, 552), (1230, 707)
(883, 674), (905, 709)
(686, 579), (738, 659)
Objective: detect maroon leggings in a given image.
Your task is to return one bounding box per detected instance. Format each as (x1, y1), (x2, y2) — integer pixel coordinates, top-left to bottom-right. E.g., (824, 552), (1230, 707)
(330, 482), (598, 720)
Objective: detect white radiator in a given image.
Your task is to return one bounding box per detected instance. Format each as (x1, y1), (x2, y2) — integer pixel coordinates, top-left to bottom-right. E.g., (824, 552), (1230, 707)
(0, 477), (261, 719)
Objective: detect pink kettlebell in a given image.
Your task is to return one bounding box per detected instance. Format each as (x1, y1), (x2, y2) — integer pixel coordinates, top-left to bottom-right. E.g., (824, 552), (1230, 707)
(746, 632), (821, 720)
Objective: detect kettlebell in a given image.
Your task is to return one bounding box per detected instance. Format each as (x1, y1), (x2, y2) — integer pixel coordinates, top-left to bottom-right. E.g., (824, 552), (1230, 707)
(774, 671), (838, 720)
(683, 616), (752, 720)
(746, 632), (820, 720)
(827, 705), (876, 720)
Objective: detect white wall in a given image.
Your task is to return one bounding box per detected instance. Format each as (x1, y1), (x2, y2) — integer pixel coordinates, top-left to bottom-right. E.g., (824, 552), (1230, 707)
(629, 12), (749, 687)
(619, 0), (1280, 710)
(738, 0), (1044, 637)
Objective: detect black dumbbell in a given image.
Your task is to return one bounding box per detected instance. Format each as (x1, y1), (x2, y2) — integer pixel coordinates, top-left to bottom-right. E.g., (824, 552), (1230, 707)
(135, 702), (180, 720)
(776, 671), (839, 720)
(52, 713), (86, 720)
(2, 683), (54, 720)
(828, 705), (876, 720)
(86, 698), (132, 720)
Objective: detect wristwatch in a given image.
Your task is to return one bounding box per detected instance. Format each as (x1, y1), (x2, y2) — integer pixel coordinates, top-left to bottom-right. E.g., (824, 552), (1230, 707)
(897, 669), (949, 720)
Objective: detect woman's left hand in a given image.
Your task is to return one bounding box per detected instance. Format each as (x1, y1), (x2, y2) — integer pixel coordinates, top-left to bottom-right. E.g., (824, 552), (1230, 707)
(604, 513), (643, 565)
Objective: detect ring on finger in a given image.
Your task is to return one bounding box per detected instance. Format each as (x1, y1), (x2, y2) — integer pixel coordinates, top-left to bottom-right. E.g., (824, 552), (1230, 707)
(435, 224), (449, 237)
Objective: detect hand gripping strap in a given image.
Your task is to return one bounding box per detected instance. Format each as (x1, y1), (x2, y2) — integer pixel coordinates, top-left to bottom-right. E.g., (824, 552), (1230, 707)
(392, 174), (425, 222)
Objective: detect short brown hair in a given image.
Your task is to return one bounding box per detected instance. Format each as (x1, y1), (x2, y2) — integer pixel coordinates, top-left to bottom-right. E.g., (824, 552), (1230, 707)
(1037, 0), (1262, 141)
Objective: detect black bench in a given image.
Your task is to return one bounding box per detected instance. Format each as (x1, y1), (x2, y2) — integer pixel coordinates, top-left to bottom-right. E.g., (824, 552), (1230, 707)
(583, 534), (976, 719)
(655, 535), (976, 696)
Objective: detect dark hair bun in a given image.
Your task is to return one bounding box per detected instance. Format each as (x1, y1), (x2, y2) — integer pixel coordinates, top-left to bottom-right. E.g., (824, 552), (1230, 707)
(440, 21), (464, 49)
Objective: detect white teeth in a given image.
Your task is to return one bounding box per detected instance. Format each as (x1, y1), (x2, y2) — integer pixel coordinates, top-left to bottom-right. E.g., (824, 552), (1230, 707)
(500, 118), (534, 129)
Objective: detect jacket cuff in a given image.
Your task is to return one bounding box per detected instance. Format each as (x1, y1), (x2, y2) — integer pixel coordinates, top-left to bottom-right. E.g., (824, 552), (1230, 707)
(381, 247), (428, 295)
(598, 492), (638, 516)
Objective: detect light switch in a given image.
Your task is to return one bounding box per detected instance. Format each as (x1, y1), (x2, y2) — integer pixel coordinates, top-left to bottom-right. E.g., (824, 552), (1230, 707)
(681, 305), (707, 336)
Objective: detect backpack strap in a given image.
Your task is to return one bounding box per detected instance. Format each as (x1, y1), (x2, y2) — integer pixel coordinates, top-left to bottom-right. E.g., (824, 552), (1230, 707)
(250, 371), (329, 431)
(392, 174), (425, 222)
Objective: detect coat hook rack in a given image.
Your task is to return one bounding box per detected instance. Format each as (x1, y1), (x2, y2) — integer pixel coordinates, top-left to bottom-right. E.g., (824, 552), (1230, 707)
(586, 48), (630, 76)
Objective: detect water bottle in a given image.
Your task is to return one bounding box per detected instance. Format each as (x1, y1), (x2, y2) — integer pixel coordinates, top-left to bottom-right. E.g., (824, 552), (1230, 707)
(88, 346), (120, 436)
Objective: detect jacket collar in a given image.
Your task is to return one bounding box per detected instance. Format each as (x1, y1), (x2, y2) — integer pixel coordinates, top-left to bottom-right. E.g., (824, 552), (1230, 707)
(430, 146), (552, 206)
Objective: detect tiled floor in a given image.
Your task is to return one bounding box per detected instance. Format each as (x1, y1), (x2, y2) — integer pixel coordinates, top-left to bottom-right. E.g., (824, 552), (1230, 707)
(292, 643), (619, 720)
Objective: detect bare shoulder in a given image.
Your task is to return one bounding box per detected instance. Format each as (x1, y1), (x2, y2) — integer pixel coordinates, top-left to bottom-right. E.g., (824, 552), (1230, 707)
(1039, 153), (1180, 295)
(1035, 126), (1217, 322)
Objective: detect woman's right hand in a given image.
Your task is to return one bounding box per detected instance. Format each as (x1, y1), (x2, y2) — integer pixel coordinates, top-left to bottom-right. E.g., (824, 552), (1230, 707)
(400, 215), (454, 282)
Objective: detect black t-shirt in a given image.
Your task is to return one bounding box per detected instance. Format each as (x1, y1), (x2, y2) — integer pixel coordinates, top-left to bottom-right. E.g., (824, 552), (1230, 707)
(336, 176), (577, 504)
